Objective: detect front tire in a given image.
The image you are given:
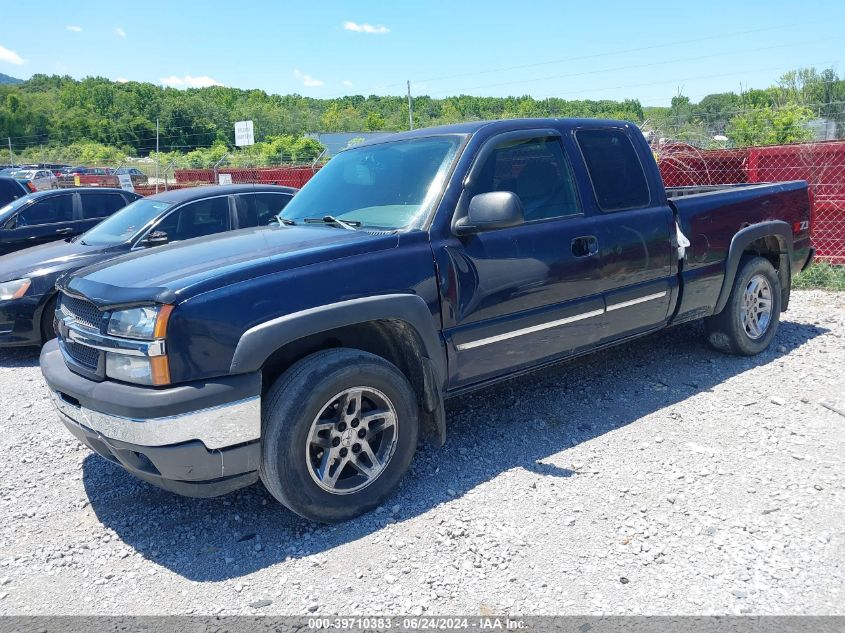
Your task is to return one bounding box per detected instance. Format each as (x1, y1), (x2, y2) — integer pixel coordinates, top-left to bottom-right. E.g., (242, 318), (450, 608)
(260, 348), (419, 523)
(40, 295), (58, 344)
(704, 256), (781, 355)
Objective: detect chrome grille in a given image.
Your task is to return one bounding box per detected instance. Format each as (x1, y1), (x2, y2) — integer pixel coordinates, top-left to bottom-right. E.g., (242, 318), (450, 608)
(64, 340), (100, 369)
(60, 294), (103, 331)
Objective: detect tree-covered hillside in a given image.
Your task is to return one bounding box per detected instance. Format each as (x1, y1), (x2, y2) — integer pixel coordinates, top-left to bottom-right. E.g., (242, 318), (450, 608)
(0, 74), (643, 155)
(1, 67), (843, 166)
(0, 73), (23, 85)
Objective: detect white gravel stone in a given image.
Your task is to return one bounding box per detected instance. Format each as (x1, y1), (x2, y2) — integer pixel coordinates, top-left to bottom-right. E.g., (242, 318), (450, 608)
(0, 290), (843, 616)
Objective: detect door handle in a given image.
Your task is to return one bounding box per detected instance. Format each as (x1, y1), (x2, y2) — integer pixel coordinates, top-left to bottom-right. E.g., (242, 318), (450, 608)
(571, 235), (599, 258)
(56, 228), (73, 235)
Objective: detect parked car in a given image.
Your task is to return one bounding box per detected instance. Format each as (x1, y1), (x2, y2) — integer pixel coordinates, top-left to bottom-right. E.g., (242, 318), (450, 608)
(112, 167), (149, 186)
(0, 184), (295, 347)
(10, 169), (59, 191)
(40, 119), (813, 522)
(0, 177), (30, 208)
(59, 167), (118, 188)
(0, 188), (140, 258)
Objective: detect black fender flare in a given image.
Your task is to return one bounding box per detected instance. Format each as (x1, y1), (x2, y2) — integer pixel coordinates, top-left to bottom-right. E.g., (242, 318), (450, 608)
(713, 220), (793, 315)
(229, 294), (447, 444)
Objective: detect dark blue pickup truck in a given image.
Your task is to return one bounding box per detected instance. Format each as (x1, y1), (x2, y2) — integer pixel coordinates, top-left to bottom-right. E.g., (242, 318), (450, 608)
(40, 119), (814, 522)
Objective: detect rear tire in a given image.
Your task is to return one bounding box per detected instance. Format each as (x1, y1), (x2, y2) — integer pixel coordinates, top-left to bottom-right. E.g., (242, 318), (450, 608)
(704, 256), (781, 356)
(260, 348), (419, 523)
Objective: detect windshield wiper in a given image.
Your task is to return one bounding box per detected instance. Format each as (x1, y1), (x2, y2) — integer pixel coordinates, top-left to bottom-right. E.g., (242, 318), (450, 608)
(303, 215), (361, 231)
(272, 214), (296, 227)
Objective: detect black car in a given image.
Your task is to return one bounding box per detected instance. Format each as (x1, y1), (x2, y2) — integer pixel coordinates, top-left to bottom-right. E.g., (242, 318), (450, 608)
(0, 177), (30, 208)
(0, 188), (141, 257)
(0, 184), (296, 347)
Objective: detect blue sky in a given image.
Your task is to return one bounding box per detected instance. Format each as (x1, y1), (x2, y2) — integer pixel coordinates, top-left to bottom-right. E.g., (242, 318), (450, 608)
(1, 0), (843, 106)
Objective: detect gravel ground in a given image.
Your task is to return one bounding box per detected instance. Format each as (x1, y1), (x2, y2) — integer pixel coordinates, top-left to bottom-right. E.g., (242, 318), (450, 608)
(0, 289), (843, 616)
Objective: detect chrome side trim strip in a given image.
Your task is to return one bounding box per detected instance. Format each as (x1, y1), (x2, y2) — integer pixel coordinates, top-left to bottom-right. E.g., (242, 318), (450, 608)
(455, 308), (605, 351)
(49, 391), (261, 450)
(606, 291), (667, 312)
(455, 290), (668, 351)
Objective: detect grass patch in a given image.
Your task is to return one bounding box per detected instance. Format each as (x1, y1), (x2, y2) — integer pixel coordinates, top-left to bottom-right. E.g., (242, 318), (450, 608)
(793, 262), (845, 291)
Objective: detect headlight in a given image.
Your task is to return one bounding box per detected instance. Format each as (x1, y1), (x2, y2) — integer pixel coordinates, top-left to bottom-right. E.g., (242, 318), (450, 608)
(107, 306), (162, 340)
(104, 304), (174, 386)
(106, 354), (157, 386)
(0, 278), (31, 301)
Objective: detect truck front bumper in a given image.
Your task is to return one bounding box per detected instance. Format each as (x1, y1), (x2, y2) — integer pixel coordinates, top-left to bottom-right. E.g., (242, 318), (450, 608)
(40, 339), (262, 497)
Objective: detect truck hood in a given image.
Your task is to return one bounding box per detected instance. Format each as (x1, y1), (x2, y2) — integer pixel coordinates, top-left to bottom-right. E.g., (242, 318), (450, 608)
(0, 238), (120, 285)
(62, 225), (399, 308)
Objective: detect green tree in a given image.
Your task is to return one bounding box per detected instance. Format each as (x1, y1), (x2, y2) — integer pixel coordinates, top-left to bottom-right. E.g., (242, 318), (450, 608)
(726, 105), (815, 146)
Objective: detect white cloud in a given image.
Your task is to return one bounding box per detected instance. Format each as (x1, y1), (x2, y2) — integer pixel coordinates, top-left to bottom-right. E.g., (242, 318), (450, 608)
(342, 80), (353, 86)
(115, 77), (129, 83)
(160, 75), (223, 88)
(293, 69), (324, 87)
(0, 45), (25, 65)
(66, 25), (83, 32)
(343, 21), (390, 34)
(115, 27), (126, 37)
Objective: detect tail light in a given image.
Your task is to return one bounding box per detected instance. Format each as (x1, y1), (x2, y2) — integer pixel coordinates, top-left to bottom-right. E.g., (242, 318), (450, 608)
(26, 182), (37, 192)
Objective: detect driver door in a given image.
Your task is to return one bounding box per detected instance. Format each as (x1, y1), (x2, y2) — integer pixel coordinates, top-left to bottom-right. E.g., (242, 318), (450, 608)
(436, 132), (604, 388)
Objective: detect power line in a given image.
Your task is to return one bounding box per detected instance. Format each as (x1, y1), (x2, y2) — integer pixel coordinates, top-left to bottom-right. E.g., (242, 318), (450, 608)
(330, 20), (828, 97)
(422, 37), (839, 98)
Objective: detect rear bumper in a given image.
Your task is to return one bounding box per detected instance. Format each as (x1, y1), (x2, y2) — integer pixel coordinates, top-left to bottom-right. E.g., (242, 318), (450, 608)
(40, 339), (262, 497)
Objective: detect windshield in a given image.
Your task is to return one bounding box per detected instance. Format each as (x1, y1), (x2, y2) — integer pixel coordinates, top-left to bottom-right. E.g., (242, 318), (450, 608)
(79, 198), (173, 246)
(279, 135), (462, 230)
(10, 170), (35, 179)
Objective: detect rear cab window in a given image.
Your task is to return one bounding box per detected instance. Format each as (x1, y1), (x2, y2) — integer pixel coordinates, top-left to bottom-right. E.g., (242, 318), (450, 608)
(576, 128), (650, 211)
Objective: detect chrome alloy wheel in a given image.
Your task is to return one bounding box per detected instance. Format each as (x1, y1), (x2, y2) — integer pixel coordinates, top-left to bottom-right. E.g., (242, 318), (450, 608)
(305, 387), (399, 494)
(741, 274), (773, 340)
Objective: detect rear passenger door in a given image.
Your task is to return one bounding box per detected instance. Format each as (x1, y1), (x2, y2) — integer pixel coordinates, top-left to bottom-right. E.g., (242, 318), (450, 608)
(5, 193), (80, 251)
(234, 192), (294, 228)
(78, 191), (132, 232)
(574, 126), (675, 342)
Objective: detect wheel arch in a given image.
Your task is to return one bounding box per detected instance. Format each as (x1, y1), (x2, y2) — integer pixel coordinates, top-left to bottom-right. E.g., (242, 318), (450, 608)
(230, 294), (447, 445)
(714, 221), (793, 315)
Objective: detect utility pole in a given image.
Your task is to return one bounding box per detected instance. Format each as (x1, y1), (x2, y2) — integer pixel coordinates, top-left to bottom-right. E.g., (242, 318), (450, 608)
(7, 137), (12, 166)
(407, 80), (414, 131)
(155, 117), (160, 194)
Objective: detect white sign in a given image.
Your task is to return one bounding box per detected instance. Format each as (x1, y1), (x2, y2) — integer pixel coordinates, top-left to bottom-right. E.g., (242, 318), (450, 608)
(117, 174), (135, 192)
(234, 120), (255, 147)
(218, 173), (233, 185)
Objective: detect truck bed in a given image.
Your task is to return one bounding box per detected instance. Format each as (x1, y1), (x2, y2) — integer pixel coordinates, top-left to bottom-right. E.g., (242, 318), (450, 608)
(666, 182), (786, 199)
(668, 180), (813, 324)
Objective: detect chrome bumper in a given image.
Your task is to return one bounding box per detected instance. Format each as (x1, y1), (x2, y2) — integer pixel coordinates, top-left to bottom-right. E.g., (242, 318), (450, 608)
(49, 390), (261, 450)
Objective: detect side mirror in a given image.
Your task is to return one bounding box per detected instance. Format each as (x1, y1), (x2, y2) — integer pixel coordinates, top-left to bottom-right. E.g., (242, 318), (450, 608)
(141, 230), (169, 247)
(454, 191), (524, 236)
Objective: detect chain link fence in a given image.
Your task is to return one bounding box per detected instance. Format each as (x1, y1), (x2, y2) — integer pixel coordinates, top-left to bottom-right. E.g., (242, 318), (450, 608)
(657, 140), (845, 271)
(6, 127), (844, 286)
